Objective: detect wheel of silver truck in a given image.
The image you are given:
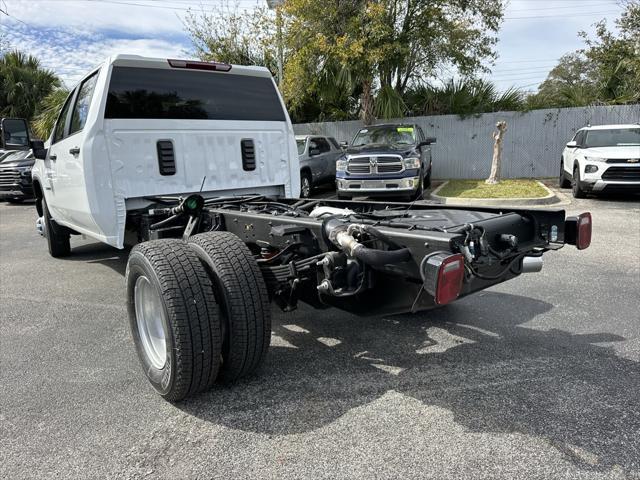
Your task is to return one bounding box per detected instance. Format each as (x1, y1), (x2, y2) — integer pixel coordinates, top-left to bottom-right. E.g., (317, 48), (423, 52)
(188, 232), (271, 383)
(300, 171), (312, 198)
(43, 199), (71, 258)
(126, 240), (222, 402)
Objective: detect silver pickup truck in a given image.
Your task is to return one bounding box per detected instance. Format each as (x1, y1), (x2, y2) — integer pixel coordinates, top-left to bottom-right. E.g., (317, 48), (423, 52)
(296, 134), (343, 197)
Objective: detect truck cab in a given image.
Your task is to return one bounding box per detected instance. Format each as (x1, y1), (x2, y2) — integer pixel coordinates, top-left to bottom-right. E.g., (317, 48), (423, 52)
(335, 123), (435, 200)
(28, 54), (299, 249)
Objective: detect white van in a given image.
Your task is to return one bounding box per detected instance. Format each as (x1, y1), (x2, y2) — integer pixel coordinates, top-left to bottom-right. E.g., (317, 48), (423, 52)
(30, 54), (299, 250)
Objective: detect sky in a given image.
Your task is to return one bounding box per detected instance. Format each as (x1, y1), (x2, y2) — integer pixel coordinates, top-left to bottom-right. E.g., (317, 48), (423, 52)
(0, 0), (626, 92)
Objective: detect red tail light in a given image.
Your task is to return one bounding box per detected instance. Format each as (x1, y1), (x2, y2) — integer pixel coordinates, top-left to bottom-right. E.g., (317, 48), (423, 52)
(564, 212), (592, 250)
(167, 59), (232, 72)
(576, 212), (592, 250)
(422, 253), (466, 305)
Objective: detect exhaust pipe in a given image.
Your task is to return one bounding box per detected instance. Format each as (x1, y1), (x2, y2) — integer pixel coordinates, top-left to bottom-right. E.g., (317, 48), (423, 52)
(521, 256), (543, 273)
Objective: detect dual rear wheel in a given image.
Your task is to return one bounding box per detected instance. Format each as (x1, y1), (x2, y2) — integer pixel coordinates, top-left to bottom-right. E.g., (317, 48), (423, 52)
(125, 232), (271, 402)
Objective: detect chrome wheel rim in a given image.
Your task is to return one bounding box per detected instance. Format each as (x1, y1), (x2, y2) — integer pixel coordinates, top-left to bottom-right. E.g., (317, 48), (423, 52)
(134, 276), (167, 369)
(301, 177), (311, 197)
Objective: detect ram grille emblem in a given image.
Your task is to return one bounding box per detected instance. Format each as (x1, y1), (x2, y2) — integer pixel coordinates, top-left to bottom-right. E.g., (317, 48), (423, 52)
(369, 156), (378, 166)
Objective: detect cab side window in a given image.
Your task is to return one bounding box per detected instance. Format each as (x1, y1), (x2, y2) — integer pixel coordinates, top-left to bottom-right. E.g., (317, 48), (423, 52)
(53, 91), (76, 144)
(70, 72), (99, 136)
(574, 130), (585, 146)
(315, 137), (331, 153)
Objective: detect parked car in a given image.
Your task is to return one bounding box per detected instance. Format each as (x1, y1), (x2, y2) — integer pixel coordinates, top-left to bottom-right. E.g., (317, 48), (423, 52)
(560, 124), (640, 197)
(335, 123), (435, 200)
(16, 55), (591, 403)
(0, 149), (35, 202)
(296, 135), (343, 197)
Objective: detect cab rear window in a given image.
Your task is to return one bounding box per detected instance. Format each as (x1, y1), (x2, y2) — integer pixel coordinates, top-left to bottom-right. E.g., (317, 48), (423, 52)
(105, 67), (285, 121)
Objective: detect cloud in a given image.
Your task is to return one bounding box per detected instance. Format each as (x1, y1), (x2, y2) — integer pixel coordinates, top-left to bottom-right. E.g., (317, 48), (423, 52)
(3, 23), (191, 86)
(2, 0), (189, 35)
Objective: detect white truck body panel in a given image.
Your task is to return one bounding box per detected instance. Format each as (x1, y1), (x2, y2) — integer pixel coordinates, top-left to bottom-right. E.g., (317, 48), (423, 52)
(33, 55), (299, 248)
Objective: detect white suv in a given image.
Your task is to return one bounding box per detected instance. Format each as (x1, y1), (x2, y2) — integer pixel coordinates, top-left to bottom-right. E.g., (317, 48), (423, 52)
(560, 124), (640, 198)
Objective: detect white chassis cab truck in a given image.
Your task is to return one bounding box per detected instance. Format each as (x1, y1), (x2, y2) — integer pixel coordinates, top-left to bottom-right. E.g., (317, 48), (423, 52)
(20, 55), (593, 402)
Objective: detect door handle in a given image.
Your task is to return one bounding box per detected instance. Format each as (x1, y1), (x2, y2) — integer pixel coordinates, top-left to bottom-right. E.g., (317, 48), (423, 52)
(69, 147), (80, 155)
(49, 154), (57, 161)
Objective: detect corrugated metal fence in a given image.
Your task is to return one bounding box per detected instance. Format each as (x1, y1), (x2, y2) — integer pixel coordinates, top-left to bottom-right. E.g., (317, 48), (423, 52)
(293, 105), (640, 179)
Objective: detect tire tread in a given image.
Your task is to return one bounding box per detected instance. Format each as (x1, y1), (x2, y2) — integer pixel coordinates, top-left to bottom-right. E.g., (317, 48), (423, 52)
(189, 232), (271, 383)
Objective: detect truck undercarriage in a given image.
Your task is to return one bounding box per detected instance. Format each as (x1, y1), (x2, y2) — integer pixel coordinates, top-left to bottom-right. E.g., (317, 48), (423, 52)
(100, 194), (592, 401)
(126, 195), (591, 316)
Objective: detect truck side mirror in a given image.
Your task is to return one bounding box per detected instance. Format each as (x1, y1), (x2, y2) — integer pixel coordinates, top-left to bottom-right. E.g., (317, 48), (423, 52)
(340, 141), (348, 149)
(419, 137), (436, 147)
(31, 140), (47, 160)
(566, 140), (578, 148)
(309, 147), (321, 156)
(1, 117), (31, 150)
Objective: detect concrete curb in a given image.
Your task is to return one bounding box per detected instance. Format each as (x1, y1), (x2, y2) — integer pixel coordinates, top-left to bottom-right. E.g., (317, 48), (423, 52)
(429, 180), (561, 207)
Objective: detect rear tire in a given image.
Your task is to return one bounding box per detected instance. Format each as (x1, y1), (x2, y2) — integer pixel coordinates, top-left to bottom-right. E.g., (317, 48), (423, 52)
(188, 232), (271, 383)
(572, 166), (586, 198)
(126, 240), (222, 402)
(43, 199), (71, 258)
(559, 159), (571, 188)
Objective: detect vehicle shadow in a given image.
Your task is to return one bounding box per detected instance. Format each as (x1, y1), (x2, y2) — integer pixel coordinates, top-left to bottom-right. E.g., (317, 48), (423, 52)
(65, 242), (131, 276)
(178, 291), (639, 474)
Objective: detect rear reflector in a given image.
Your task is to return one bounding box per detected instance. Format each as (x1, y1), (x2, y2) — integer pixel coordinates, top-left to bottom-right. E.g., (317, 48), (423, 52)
(421, 253), (466, 305)
(564, 212), (592, 250)
(577, 212), (592, 250)
(167, 59), (232, 72)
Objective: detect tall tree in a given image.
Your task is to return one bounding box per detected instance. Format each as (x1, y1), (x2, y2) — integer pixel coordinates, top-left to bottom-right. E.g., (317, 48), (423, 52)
(0, 50), (60, 120)
(529, 0), (639, 108)
(283, 0), (504, 123)
(183, 2), (277, 72)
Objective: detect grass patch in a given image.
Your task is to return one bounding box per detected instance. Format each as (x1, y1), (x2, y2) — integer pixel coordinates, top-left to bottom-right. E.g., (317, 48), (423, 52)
(436, 179), (548, 199)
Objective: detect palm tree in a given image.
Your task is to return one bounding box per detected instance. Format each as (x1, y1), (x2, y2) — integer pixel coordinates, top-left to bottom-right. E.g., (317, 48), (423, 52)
(404, 79), (524, 117)
(32, 88), (69, 140)
(0, 50), (60, 120)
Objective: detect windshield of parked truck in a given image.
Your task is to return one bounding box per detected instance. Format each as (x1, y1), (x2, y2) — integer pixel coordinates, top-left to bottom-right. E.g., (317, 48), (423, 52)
(296, 139), (306, 155)
(352, 125), (416, 147)
(105, 67), (286, 122)
(584, 128), (640, 147)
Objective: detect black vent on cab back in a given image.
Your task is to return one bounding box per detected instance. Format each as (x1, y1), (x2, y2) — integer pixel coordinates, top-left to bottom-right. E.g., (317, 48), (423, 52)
(241, 139), (256, 171)
(156, 140), (176, 175)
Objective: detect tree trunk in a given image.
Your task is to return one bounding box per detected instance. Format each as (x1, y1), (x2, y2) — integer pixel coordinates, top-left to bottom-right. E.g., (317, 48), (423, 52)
(360, 79), (375, 126)
(486, 121), (507, 184)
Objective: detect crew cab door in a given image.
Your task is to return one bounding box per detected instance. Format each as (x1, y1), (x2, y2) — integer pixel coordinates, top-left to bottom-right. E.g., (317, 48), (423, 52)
(45, 71), (99, 229)
(44, 88), (76, 220)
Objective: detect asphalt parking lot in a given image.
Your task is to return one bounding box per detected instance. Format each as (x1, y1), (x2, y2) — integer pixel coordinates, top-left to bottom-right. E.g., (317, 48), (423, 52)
(1, 191), (639, 479)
